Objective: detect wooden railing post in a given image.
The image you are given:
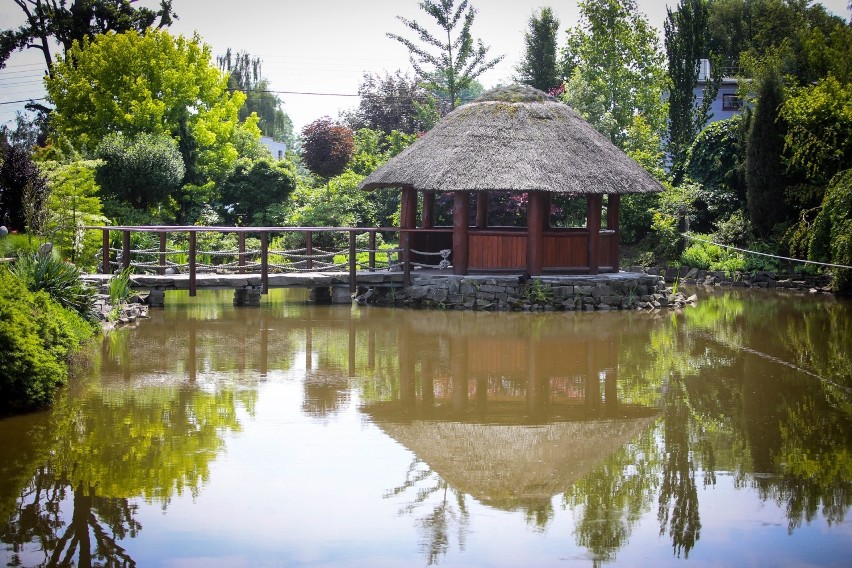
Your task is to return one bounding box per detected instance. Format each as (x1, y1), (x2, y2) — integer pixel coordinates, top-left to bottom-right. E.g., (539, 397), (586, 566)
(607, 194), (621, 272)
(305, 230), (313, 270)
(587, 194), (602, 275)
(260, 231), (269, 294)
(349, 230), (357, 293)
(122, 230), (131, 271)
(188, 230), (197, 297)
(238, 232), (246, 273)
(101, 228), (110, 274)
(403, 229), (411, 286)
(159, 232), (167, 275)
(368, 231), (376, 271)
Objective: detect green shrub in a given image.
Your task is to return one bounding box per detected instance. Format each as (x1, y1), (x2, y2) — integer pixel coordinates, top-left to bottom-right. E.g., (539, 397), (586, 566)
(0, 269), (95, 415)
(680, 234), (746, 274)
(10, 253), (97, 321)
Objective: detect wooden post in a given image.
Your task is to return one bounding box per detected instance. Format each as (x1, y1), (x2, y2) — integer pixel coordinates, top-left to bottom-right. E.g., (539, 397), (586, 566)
(260, 231), (269, 294)
(101, 228), (110, 274)
(238, 232), (246, 273)
(526, 191), (544, 275)
(159, 232), (167, 275)
(421, 192), (435, 228)
(368, 231), (376, 271)
(402, 186), (417, 229)
(188, 230), (197, 297)
(402, 230), (411, 287)
(452, 191), (470, 275)
(607, 194), (621, 272)
(349, 230), (357, 293)
(305, 230), (313, 270)
(587, 194), (602, 275)
(122, 230), (130, 271)
(476, 191), (488, 229)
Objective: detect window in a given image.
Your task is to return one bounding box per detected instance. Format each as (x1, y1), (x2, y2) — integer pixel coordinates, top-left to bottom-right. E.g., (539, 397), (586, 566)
(722, 94), (742, 111)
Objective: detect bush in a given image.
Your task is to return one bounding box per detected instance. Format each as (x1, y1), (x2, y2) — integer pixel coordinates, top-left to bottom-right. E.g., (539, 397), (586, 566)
(680, 233), (746, 274)
(809, 170), (852, 293)
(0, 269), (95, 415)
(10, 253), (97, 321)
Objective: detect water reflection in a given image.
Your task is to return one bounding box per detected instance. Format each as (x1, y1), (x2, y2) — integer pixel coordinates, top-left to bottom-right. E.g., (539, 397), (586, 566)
(0, 289), (849, 567)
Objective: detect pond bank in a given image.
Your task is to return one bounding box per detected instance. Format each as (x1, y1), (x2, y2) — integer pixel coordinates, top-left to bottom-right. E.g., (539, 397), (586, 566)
(635, 265), (834, 293)
(355, 272), (695, 311)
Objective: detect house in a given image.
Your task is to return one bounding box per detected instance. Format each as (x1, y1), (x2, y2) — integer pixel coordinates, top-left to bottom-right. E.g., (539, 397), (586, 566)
(260, 136), (287, 160)
(694, 59), (743, 124)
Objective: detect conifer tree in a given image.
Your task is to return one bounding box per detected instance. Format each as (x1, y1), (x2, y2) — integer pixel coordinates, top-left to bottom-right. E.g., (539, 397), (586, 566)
(516, 7), (561, 92)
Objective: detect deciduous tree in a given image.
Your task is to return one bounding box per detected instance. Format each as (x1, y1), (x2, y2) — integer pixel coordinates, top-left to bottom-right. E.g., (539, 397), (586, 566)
(345, 70), (435, 135)
(218, 158), (297, 226)
(300, 117), (354, 180)
(388, 0), (503, 109)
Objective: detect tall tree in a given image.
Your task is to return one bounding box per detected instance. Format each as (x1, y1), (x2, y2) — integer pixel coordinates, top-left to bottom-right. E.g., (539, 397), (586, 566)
(0, 138), (48, 232)
(516, 7), (561, 92)
(559, 0), (668, 148)
(745, 67), (789, 237)
(387, 0), (504, 109)
(217, 49), (296, 148)
(664, 0), (722, 166)
(0, 0), (176, 73)
(344, 70), (436, 135)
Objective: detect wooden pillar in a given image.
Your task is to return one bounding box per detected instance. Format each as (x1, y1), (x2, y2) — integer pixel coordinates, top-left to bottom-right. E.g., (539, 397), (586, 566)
(122, 230), (131, 271)
(452, 191), (470, 275)
(101, 229), (110, 274)
(158, 232), (167, 275)
(421, 192), (435, 229)
(401, 185), (417, 229)
(348, 231), (357, 293)
(526, 191), (545, 275)
(188, 230), (197, 297)
(260, 231), (269, 294)
(607, 194), (621, 272)
(475, 191), (489, 229)
(587, 194), (602, 275)
(238, 232), (246, 273)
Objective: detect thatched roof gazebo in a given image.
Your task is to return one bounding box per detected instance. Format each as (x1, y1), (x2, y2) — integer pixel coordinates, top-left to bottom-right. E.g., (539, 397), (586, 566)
(359, 84), (663, 276)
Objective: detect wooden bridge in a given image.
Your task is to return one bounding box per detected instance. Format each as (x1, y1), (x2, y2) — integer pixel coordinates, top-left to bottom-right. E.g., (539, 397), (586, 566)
(86, 225), (426, 305)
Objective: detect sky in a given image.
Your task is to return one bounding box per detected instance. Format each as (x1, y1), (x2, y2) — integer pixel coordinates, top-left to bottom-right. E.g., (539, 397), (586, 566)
(1, 0), (849, 133)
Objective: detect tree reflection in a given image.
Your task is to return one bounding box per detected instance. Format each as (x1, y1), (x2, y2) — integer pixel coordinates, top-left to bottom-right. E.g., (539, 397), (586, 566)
(384, 458), (470, 566)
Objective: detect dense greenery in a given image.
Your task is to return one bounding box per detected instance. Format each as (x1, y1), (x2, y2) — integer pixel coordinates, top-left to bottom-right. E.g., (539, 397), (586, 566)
(0, 267), (96, 416)
(516, 7), (561, 92)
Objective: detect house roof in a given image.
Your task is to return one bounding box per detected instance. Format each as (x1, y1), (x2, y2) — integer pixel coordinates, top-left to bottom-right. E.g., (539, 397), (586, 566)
(359, 84), (664, 195)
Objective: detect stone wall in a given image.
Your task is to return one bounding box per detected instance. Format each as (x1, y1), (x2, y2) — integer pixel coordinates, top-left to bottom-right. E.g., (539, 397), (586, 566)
(356, 273), (695, 311)
(632, 265), (833, 293)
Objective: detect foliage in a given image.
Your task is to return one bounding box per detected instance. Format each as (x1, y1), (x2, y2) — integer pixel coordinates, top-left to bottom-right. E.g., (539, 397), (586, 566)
(95, 132), (184, 210)
(345, 71), (436, 135)
(679, 116), (748, 231)
(779, 76), (852, 185)
(680, 233), (745, 273)
(808, 170), (852, 293)
(387, 0), (504, 110)
(218, 157), (297, 226)
(44, 29), (259, 185)
(0, 268), (95, 415)
(217, 49), (296, 148)
(300, 117), (355, 180)
(712, 210), (752, 248)
(40, 159), (106, 267)
(0, 140), (48, 232)
(11, 252), (97, 321)
(559, 0), (668, 149)
(745, 66), (790, 237)
(650, 181), (699, 261)
(516, 7), (561, 92)
(664, 0), (722, 165)
(0, 0), (176, 71)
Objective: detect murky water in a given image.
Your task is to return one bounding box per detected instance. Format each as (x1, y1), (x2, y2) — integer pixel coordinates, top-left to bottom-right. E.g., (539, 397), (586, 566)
(1, 287), (850, 567)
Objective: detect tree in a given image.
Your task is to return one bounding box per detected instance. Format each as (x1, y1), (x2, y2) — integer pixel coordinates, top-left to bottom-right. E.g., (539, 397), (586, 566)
(808, 170), (851, 293)
(345, 70), (435, 135)
(664, 0), (722, 165)
(0, 0), (176, 73)
(388, 0), (504, 110)
(44, 30), (259, 184)
(94, 132), (184, 211)
(745, 67), (790, 237)
(559, 0), (668, 148)
(516, 7), (561, 92)
(300, 117), (354, 180)
(218, 158), (297, 226)
(217, 49), (296, 148)
(0, 139), (48, 232)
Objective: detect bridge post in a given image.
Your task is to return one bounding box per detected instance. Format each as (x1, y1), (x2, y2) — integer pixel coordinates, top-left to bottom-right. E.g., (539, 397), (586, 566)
(101, 228), (110, 274)
(122, 230), (131, 271)
(159, 232), (167, 275)
(368, 231), (376, 271)
(305, 230), (313, 270)
(403, 229), (411, 287)
(238, 232), (246, 273)
(260, 231), (269, 294)
(349, 230), (357, 293)
(189, 230), (197, 297)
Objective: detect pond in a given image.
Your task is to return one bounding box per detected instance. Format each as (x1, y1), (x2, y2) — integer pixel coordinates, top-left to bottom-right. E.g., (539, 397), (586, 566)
(1, 287), (850, 567)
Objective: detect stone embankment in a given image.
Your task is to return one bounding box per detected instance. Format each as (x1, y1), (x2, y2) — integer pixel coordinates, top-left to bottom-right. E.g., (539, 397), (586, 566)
(90, 289), (149, 329)
(356, 272), (696, 311)
(636, 265), (833, 293)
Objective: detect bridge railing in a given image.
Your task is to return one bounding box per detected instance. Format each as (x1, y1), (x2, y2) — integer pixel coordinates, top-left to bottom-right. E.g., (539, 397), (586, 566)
(87, 226), (454, 295)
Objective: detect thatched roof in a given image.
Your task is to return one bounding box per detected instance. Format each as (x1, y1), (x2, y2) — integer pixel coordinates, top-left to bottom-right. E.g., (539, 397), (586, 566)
(359, 84), (664, 195)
